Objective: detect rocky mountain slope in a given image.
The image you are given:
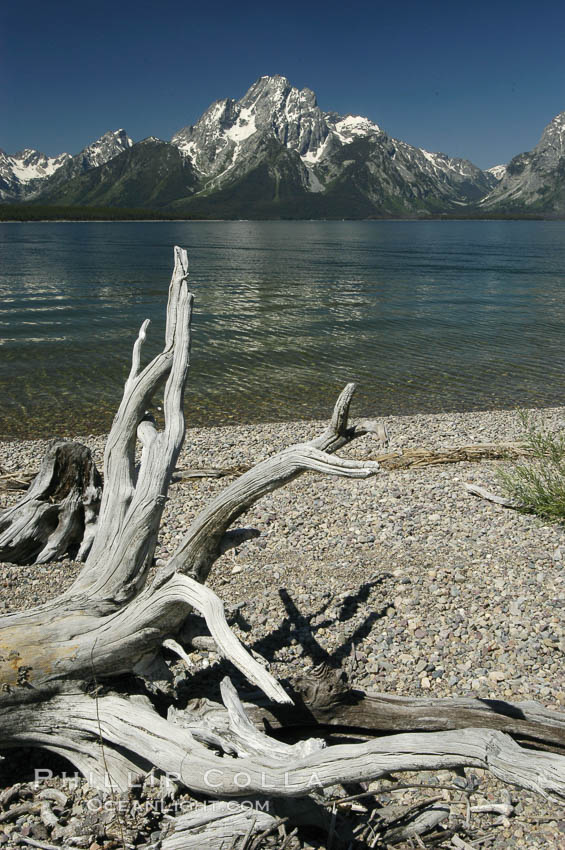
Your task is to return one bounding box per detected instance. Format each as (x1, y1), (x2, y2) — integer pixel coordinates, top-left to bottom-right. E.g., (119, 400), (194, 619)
(480, 112), (565, 213)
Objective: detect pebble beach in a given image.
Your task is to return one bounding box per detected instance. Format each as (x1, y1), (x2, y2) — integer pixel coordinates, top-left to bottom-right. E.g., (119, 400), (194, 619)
(1, 406), (564, 848)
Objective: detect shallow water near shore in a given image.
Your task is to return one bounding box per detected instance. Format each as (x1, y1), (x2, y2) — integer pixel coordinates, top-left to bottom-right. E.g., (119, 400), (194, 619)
(1, 219), (565, 439)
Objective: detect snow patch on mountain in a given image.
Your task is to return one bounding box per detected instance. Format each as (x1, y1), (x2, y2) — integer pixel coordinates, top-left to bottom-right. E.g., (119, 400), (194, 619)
(420, 149), (478, 178)
(226, 107), (257, 143)
(487, 165), (507, 181)
(301, 134), (332, 166)
(306, 169), (324, 193)
(9, 150), (71, 182)
(333, 115), (381, 142)
(0, 148), (72, 200)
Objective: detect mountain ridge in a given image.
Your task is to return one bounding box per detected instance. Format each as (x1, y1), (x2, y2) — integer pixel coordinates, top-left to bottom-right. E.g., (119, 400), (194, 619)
(2, 75), (564, 217)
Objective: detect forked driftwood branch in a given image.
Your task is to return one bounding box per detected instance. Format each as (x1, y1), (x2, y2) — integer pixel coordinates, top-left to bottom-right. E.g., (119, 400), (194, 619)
(0, 248), (564, 848)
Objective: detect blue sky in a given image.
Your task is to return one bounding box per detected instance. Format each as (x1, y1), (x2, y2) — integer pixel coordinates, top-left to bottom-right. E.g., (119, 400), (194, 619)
(1, 0), (564, 169)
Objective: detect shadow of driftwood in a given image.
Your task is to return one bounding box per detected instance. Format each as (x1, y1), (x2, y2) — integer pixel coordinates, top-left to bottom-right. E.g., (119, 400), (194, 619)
(173, 576), (391, 705)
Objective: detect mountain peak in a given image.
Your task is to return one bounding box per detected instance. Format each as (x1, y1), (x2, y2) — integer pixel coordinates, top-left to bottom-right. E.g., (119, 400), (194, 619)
(258, 73), (290, 86)
(538, 110), (565, 155)
(486, 164), (506, 181)
(243, 74), (318, 109)
(172, 75), (330, 177)
(169, 74), (498, 207)
(77, 129), (133, 170)
(85, 128), (133, 150)
(481, 106), (565, 211)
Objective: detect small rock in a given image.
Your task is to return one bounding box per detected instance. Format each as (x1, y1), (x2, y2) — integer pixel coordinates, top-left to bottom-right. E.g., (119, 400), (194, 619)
(488, 670), (506, 682)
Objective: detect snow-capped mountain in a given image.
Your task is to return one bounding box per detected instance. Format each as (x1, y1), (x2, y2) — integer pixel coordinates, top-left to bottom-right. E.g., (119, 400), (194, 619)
(1, 129), (133, 202)
(38, 138), (198, 208)
(481, 112), (565, 211)
(170, 75), (495, 210)
(0, 149), (71, 200)
(3, 77), (516, 216)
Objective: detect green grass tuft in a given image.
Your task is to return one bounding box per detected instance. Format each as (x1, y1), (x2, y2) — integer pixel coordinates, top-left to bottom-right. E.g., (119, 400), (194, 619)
(497, 411), (565, 521)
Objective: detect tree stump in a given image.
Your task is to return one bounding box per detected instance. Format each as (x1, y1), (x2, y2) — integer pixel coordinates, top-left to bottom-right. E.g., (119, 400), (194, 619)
(0, 439), (102, 564)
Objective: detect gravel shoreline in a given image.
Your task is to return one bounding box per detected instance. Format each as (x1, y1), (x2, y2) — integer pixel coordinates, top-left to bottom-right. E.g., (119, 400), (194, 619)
(1, 406), (564, 848)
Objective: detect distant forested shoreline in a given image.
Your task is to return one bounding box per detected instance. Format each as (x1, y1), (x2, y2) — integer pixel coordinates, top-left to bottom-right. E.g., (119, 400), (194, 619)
(0, 204), (560, 222)
(0, 205), (207, 222)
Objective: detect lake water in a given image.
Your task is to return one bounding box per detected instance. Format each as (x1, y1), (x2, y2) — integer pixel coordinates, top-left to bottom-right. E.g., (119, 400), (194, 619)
(1, 220), (565, 439)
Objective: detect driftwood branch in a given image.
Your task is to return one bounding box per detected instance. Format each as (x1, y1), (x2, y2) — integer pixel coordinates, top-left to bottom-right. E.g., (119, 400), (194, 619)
(236, 664), (565, 752)
(158, 383), (380, 585)
(0, 469), (35, 491)
(169, 441), (532, 480)
(1, 247), (563, 849)
(464, 481), (518, 507)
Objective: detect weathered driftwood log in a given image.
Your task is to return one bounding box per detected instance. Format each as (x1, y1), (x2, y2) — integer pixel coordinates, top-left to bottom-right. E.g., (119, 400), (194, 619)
(0, 439), (102, 564)
(183, 662), (565, 753)
(1, 248), (564, 849)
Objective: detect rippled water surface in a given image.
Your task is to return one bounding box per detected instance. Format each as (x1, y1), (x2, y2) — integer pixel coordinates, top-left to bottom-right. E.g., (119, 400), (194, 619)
(1, 220), (565, 438)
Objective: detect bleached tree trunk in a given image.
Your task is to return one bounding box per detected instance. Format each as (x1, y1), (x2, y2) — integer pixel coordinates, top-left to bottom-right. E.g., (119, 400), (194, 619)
(1, 247), (564, 847)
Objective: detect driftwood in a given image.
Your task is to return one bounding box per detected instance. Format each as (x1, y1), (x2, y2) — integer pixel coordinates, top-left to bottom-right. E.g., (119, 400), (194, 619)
(1, 248), (564, 849)
(464, 481), (518, 507)
(0, 439), (102, 564)
(3, 442), (531, 492)
(0, 439), (525, 572)
(208, 662), (565, 754)
(169, 442), (530, 480)
(376, 442), (528, 469)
